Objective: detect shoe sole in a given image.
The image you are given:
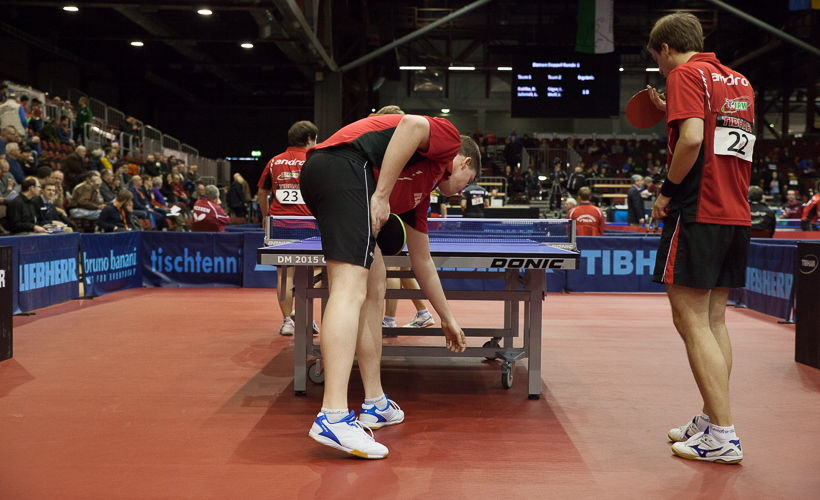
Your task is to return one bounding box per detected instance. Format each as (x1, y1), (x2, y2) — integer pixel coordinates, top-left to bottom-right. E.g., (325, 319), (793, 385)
(671, 446), (742, 464)
(361, 415), (405, 429)
(280, 331), (294, 336)
(308, 432), (388, 459)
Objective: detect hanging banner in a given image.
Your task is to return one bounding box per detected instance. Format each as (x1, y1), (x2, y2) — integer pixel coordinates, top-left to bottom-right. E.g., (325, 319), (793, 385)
(80, 232), (142, 297)
(16, 233), (80, 312)
(141, 232), (243, 287)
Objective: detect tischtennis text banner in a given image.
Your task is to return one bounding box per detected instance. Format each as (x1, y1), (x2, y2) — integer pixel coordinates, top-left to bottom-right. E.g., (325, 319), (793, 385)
(141, 232), (243, 288)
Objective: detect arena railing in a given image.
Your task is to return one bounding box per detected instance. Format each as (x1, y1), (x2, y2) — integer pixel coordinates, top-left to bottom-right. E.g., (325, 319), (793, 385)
(106, 107), (125, 132)
(523, 148), (579, 173)
(162, 134), (181, 152)
(88, 98), (107, 126)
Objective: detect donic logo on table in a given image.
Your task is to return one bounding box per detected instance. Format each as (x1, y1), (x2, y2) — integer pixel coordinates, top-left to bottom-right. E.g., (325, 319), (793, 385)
(149, 247), (241, 274)
(19, 258), (77, 292)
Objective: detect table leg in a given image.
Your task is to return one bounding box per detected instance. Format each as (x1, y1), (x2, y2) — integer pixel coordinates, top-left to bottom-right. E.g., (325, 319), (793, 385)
(293, 266), (309, 396)
(528, 270), (544, 399)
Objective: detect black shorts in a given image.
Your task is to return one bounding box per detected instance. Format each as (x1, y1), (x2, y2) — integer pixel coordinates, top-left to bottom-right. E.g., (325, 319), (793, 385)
(301, 148), (377, 269)
(652, 213), (750, 289)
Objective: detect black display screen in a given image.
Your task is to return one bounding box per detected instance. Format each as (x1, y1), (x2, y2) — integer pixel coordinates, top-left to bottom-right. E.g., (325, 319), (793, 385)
(511, 52), (620, 118)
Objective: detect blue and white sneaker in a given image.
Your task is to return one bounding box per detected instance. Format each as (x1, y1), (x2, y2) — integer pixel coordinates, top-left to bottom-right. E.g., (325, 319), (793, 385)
(359, 396), (405, 429)
(402, 312), (434, 328)
(308, 411), (388, 459)
(668, 415), (706, 442)
(671, 426), (743, 464)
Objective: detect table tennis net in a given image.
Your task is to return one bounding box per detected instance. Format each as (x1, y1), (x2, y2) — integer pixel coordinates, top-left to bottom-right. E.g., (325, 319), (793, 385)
(267, 216), (575, 248)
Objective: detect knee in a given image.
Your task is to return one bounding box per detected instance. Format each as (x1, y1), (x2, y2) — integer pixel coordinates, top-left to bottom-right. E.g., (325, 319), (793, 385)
(366, 279), (386, 302)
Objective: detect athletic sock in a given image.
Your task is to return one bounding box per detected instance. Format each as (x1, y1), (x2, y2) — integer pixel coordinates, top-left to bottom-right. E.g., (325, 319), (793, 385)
(364, 394), (387, 410)
(383, 316), (396, 326)
(696, 412), (710, 431)
(709, 424), (737, 444)
(283, 317), (294, 324)
(416, 308), (430, 317)
(321, 408), (349, 423)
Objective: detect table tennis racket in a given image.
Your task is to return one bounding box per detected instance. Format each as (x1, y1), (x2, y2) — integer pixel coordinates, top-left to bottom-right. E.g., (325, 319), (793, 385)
(625, 89), (666, 129)
(376, 213), (406, 256)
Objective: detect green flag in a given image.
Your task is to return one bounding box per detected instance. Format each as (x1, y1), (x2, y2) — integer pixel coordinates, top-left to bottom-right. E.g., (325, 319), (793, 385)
(576, 0), (614, 54)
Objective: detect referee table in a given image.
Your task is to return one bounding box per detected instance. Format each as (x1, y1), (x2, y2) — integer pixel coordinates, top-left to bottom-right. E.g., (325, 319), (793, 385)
(258, 217), (580, 399)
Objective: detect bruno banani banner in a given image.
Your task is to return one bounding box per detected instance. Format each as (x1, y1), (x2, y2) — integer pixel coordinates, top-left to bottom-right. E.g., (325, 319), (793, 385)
(16, 233), (80, 312)
(141, 232), (243, 288)
(80, 233), (142, 297)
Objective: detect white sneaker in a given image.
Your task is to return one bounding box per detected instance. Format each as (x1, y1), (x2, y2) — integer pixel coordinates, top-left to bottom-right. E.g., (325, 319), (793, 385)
(403, 312), (434, 328)
(671, 426), (743, 464)
(279, 319), (294, 336)
(382, 319), (397, 328)
(359, 396), (405, 429)
(668, 415), (706, 442)
(308, 411), (388, 459)
(290, 311), (320, 335)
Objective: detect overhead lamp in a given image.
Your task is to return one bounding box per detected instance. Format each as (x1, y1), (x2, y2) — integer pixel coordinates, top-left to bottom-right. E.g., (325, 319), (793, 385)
(131, 41), (144, 47)
(63, 6), (79, 12)
(619, 67), (624, 72)
(538, 176), (547, 181)
(241, 43), (254, 49)
(197, 9), (213, 15)
(646, 68), (660, 72)
(448, 66), (475, 71)
(497, 66), (513, 71)
(441, 109), (450, 113)
(399, 66), (426, 70)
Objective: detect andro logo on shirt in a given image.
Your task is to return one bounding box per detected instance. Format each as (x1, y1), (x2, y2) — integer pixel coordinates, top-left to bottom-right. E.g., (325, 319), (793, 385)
(711, 73), (750, 87)
(274, 160), (304, 167)
(19, 258), (78, 292)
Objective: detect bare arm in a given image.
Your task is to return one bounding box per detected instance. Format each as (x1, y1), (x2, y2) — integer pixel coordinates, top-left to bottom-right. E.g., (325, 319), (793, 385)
(405, 224), (466, 352)
(460, 200), (467, 212)
(652, 117), (704, 220)
(370, 115), (431, 236)
(441, 203), (447, 218)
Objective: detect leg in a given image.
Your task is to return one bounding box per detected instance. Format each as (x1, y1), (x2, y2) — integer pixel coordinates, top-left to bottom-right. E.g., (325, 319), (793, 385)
(277, 266), (295, 318)
(356, 247), (387, 399)
(384, 266), (400, 318)
(399, 267), (426, 311)
(320, 260), (369, 410)
(708, 287), (733, 377)
(666, 283), (732, 426)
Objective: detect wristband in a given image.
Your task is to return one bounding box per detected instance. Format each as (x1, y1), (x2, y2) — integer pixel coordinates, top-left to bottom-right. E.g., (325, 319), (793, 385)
(660, 179), (681, 198)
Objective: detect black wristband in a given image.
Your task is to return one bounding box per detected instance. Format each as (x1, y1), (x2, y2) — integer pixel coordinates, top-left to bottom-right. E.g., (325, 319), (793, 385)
(660, 179), (681, 198)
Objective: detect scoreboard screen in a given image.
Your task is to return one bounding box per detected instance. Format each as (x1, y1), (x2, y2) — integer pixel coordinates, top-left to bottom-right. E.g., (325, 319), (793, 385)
(511, 52), (620, 118)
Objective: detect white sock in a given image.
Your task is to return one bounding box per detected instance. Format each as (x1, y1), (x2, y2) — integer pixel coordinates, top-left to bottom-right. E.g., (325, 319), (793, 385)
(696, 412), (710, 431)
(383, 315), (396, 326)
(321, 408), (349, 423)
(283, 317), (294, 324)
(417, 308), (429, 317)
(709, 424), (737, 444)
(364, 394), (387, 410)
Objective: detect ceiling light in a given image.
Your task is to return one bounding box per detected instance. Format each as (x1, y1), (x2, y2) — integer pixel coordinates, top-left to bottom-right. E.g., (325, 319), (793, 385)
(497, 66), (513, 71)
(241, 43), (254, 49)
(619, 67), (624, 72)
(197, 9), (212, 15)
(441, 109), (450, 113)
(448, 66), (475, 71)
(399, 66), (426, 70)
(131, 41), (144, 47)
(63, 6), (78, 11)
(646, 68), (660, 72)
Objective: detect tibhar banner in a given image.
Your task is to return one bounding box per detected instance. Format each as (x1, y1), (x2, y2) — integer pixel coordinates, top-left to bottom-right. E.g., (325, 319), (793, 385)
(566, 236), (666, 293)
(80, 233), (142, 297)
(141, 232), (243, 288)
(16, 233), (80, 312)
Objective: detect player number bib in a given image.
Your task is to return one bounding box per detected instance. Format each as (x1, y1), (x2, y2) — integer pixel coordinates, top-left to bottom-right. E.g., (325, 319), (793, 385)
(714, 116), (756, 161)
(430, 194), (438, 203)
(471, 196), (484, 206)
(275, 189), (304, 205)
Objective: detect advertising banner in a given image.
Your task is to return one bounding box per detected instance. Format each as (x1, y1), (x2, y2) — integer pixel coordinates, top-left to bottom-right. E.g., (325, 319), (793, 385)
(795, 242), (820, 369)
(80, 233), (142, 297)
(0, 246), (12, 361)
(566, 236), (665, 292)
(141, 232), (243, 287)
(16, 233), (80, 312)
(243, 231), (277, 289)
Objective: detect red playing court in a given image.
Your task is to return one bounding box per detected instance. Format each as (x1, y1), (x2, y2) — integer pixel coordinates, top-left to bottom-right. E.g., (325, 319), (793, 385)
(1, 288), (819, 498)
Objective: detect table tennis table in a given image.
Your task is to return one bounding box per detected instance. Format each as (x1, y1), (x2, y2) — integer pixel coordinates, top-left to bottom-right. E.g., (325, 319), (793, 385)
(257, 216), (580, 399)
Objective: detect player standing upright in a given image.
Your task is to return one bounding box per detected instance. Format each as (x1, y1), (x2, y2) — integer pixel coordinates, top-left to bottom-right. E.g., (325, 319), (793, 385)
(646, 12), (754, 464)
(257, 121), (319, 336)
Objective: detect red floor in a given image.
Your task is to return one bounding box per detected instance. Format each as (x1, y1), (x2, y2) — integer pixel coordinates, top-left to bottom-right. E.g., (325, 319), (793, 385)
(1, 289), (819, 499)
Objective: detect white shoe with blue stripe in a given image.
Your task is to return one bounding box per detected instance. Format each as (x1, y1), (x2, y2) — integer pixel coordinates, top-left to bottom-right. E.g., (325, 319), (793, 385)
(308, 411), (388, 459)
(358, 396), (405, 429)
(403, 312), (434, 328)
(668, 415), (705, 442)
(671, 426), (743, 464)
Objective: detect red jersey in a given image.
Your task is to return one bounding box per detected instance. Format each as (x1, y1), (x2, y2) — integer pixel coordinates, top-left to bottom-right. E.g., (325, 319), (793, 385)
(257, 146), (312, 217)
(803, 194), (820, 224)
(191, 198), (230, 232)
(309, 114), (461, 234)
(781, 201), (804, 220)
(666, 53), (754, 226)
(568, 202), (606, 236)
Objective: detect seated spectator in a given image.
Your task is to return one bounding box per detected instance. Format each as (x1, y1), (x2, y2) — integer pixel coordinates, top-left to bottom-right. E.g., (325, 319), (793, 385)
(781, 190), (804, 219)
(97, 190), (136, 232)
(99, 169), (117, 203)
(18, 143), (38, 177)
(568, 186), (605, 236)
(144, 155), (160, 177)
(29, 136), (43, 158)
(610, 139), (624, 154)
(565, 197), (577, 212)
(56, 115), (74, 146)
(749, 186), (776, 237)
(87, 149), (104, 171)
(192, 185), (229, 232)
(34, 181), (76, 232)
(5, 142), (26, 183)
(183, 164), (199, 192)
(68, 172), (104, 221)
(6, 177), (47, 234)
(65, 145), (87, 192)
(170, 173), (189, 209)
(129, 174), (167, 229)
(101, 146), (119, 171)
(50, 169), (68, 208)
(36, 166), (52, 186)
(28, 98), (43, 133)
(160, 173), (176, 203)
(783, 168), (804, 200)
(0, 125), (20, 161)
(0, 157), (20, 203)
(0, 93), (28, 136)
(40, 118), (59, 144)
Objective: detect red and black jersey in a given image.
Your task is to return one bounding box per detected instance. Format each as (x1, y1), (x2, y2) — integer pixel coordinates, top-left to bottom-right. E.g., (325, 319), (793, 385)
(568, 202), (606, 236)
(257, 146), (312, 217)
(803, 193), (820, 224)
(191, 198), (230, 232)
(308, 114), (461, 234)
(666, 52), (755, 226)
(781, 201), (804, 220)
